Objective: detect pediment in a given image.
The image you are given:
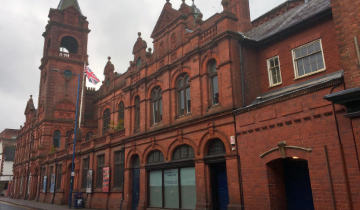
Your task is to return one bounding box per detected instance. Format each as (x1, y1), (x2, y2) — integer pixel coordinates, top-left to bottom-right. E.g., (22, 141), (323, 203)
(151, 3), (181, 38)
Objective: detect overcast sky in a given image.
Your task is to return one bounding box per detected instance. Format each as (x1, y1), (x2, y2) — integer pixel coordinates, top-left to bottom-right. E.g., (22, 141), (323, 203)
(0, 0), (286, 131)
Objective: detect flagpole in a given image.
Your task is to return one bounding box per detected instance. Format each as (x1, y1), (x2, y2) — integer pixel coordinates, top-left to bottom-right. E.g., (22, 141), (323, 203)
(69, 73), (81, 208)
(78, 62), (86, 129)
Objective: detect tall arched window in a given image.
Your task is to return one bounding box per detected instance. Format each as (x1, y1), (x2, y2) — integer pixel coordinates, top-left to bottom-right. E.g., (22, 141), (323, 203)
(176, 74), (191, 116)
(53, 130), (61, 148)
(208, 60), (219, 105)
(151, 87), (162, 125)
(134, 96), (140, 132)
(118, 102), (125, 130)
(102, 108), (111, 134)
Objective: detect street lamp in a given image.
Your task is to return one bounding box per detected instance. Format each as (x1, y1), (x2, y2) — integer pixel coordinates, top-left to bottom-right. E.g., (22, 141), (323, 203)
(51, 69), (81, 208)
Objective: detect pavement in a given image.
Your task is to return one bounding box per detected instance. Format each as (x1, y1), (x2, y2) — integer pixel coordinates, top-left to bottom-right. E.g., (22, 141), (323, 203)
(0, 197), (92, 210)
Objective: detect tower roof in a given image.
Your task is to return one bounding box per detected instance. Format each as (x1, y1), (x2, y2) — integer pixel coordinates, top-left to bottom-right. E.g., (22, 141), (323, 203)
(24, 95), (35, 115)
(57, 0), (82, 14)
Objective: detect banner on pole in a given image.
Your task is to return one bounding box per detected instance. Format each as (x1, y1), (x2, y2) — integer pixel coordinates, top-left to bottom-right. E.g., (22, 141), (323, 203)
(43, 176), (47, 193)
(86, 170), (93, 193)
(50, 174), (55, 193)
(102, 167), (110, 192)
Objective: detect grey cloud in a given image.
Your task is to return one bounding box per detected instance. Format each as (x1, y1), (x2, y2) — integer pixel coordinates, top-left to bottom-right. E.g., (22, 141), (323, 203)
(0, 0), (285, 131)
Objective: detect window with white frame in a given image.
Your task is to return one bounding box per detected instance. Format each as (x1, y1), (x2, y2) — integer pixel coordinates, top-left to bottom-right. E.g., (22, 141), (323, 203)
(292, 39), (325, 78)
(267, 56), (282, 86)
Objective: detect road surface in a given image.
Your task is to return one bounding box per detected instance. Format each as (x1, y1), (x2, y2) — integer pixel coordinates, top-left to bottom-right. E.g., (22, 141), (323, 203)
(0, 201), (35, 210)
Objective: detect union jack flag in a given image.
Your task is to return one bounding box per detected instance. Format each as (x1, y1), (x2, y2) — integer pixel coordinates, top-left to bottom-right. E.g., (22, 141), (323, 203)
(84, 66), (100, 85)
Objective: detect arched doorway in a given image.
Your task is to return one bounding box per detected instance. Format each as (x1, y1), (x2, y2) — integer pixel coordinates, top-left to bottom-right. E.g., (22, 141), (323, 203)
(206, 139), (229, 210)
(131, 155), (140, 210)
(267, 158), (314, 210)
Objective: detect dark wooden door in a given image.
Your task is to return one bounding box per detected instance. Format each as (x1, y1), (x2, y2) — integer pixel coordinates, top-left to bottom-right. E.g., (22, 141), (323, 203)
(211, 163), (229, 210)
(131, 167), (140, 210)
(284, 159), (314, 210)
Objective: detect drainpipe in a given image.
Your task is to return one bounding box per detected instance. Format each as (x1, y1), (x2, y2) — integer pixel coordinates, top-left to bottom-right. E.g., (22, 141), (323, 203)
(232, 40), (246, 210)
(239, 41), (246, 107)
(330, 84), (354, 210)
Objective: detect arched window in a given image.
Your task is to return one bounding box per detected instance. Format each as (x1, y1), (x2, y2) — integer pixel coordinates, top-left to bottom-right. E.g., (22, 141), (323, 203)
(60, 36), (78, 54)
(151, 87), (162, 125)
(208, 60), (219, 105)
(53, 130), (61, 148)
(85, 132), (93, 141)
(176, 74), (191, 116)
(66, 130), (73, 140)
(207, 139), (226, 156)
(132, 155), (140, 168)
(134, 96), (140, 132)
(102, 108), (111, 134)
(172, 145), (194, 161)
(147, 150), (165, 165)
(136, 57), (142, 68)
(118, 102), (125, 130)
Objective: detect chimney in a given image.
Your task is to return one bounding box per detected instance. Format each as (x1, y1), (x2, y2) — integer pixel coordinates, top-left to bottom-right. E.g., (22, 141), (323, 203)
(222, 0), (251, 32)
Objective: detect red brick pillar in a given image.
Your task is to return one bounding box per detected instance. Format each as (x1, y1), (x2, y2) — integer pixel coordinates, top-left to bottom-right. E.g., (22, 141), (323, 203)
(122, 168), (131, 210)
(138, 167), (147, 210)
(226, 157), (242, 210)
(331, 0), (360, 88)
(195, 160), (211, 210)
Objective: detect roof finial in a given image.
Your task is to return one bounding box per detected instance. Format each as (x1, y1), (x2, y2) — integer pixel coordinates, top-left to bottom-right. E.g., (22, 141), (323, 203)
(138, 32), (142, 37)
(166, 0), (170, 3)
(108, 56), (111, 61)
(30, 95), (32, 99)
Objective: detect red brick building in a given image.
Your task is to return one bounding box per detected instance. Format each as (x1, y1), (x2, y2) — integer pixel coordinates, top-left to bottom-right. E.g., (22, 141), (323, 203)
(11, 0), (360, 209)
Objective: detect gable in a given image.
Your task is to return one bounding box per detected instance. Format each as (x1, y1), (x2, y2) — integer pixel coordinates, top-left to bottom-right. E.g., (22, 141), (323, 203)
(151, 3), (181, 38)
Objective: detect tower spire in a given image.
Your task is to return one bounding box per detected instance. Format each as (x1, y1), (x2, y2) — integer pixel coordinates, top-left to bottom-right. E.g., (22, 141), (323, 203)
(57, 0), (82, 13)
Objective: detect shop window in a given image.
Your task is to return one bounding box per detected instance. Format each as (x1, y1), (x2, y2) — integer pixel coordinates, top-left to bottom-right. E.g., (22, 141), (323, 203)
(148, 146), (196, 209)
(56, 164), (62, 190)
(151, 87), (162, 125)
(176, 74), (191, 116)
(81, 158), (89, 189)
(292, 39), (325, 78)
(208, 60), (219, 105)
(96, 155), (105, 188)
(102, 108), (111, 135)
(114, 150), (125, 188)
(267, 56), (282, 86)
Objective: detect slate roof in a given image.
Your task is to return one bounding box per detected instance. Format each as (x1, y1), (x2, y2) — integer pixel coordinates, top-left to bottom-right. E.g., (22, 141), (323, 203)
(234, 70), (343, 114)
(245, 0), (331, 42)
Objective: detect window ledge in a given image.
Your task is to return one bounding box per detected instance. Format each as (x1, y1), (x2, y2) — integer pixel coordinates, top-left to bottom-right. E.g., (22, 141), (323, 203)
(294, 68), (326, 80)
(175, 113), (192, 120)
(269, 82), (282, 88)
